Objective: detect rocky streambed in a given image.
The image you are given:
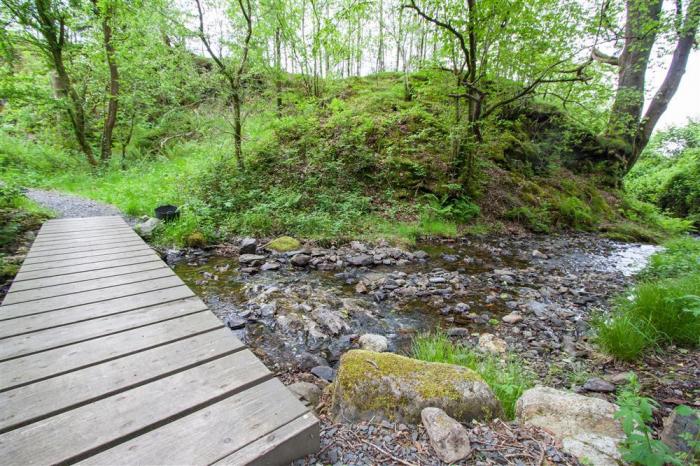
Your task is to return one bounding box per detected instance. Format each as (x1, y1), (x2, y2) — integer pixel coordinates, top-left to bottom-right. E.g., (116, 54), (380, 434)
(166, 234), (657, 381)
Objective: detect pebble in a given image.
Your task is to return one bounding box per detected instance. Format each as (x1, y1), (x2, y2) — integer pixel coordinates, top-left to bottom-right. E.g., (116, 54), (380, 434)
(583, 377), (616, 393)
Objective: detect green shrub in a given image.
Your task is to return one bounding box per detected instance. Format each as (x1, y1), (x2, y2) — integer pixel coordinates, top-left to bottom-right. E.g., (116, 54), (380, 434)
(412, 333), (534, 419)
(505, 206), (551, 233)
(555, 196), (595, 229)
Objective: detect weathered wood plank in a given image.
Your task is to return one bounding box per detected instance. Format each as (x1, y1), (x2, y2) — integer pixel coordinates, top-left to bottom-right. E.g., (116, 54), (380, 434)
(0, 275), (183, 319)
(0, 351), (271, 465)
(0, 296), (207, 361)
(78, 379), (314, 466)
(214, 413), (320, 466)
(25, 239), (146, 259)
(0, 312), (223, 392)
(22, 244), (152, 265)
(0, 328), (244, 433)
(3, 266), (173, 305)
(30, 233), (140, 249)
(10, 259), (165, 291)
(0, 286), (195, 339)
(17, 249), (158, 273)
(13, 255), (161, 282)
(39, 221), (126, 234)
(35, 228), (134, 240)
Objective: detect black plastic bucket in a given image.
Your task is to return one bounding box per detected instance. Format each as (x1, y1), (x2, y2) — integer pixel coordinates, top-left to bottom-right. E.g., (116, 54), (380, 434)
(155, 205), (180, 221)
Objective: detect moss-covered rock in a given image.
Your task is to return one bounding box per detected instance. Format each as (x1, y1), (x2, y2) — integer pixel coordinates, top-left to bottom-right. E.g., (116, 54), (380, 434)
(264, 236), (301, 252)
(331, 350), (502, 424)
(185, 231), (206, 248)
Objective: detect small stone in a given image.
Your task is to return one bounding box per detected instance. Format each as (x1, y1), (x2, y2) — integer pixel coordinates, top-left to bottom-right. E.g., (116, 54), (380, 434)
(134, 217), (161, 238)
(239, 254), (266, 265)
(239, 237), (257, 254)
(358, 334), (388, 352)
(447, 327), (469, 337)
(608, 372), (635, 385)
(355, 282), (368, 294)
(311, 365), (336, 382)
(478, 333), (507, 353)
(260, 261), (280, 271)
(531, 249), (547, 259)
(502, 312), (523, 324)
(421, 407), (471, 463)
(224, 315), (246, 330)
(288, 382), (322, 407)
(299, 352), (329, 370)
(414, 250), (429, 260)
(583, 377), (616, 393)
(291, 254), (311, 267)
(347, 254), (373, 266)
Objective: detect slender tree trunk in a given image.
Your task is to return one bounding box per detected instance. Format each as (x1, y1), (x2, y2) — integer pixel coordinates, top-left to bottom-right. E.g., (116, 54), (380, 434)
(95, 0), (119, 163)
(232, 91), (244, 171)
(377, 0), (384, 72)
(275, 27), (282, 115)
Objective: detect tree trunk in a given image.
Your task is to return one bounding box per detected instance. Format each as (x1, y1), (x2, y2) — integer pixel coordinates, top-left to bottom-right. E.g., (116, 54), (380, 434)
(232, 91), (245, 171)
(275, 27), (282, 115)
(96, 0), (119, 163)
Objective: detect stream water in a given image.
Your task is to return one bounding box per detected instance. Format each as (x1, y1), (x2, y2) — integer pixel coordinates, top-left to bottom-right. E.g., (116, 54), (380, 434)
(171, 234), (659, 374)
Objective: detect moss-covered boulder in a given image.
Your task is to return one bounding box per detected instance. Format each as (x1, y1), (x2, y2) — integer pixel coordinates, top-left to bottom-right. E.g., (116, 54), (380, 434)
(331, 350), (502, 424)
(264, 236), (301, 252)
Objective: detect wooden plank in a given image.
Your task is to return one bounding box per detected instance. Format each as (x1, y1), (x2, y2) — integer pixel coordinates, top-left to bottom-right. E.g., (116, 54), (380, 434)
(0, 328), (244, 433)
(0, 275), (184, 319)
(35, 228), (134, 241)
(77, 379), (314, 466)
(17, 249), (158, 273)
(42, 216), (122, 223)
(30, 233), (140, 249)
(0, 286), (195, 339)
(0, 297), (207, 361)
(39, 222), (126, 234)
(21, 244), (151, 265)
(3, 267), (173, 305)
(13, 255), (161, 282)
(10, 259), (165, 291)
(0, 351), (272, 465)
(25, 239), (145, 259)
(0, 312), (223, 392)
(214, 413), (320, 466)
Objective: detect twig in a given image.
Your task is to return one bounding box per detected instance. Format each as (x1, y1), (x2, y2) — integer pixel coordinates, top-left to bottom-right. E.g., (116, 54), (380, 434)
(356, 437), (418, 466)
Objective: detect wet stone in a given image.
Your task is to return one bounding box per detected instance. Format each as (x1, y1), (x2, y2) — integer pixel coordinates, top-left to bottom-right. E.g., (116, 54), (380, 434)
(311, 365), (336, 382)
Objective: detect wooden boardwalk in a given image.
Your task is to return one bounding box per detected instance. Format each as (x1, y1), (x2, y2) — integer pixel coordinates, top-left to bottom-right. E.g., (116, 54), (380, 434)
(0, 216), (318, 465)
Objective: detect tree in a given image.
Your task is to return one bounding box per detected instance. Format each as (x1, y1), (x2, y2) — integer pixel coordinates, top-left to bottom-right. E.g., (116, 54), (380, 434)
(92, 0), (120, 163)
(595, 0), (700, 174)
(2, 0), (97, 165)
(194, 0), (252, 170)
(403, 0), (592, 182)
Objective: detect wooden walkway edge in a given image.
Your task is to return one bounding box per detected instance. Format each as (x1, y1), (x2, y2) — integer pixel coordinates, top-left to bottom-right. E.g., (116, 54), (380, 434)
(0, 216), (319, 465)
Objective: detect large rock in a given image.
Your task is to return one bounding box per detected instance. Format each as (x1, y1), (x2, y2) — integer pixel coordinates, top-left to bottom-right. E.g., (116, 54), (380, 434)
(331, 350), (502, 424)
(288, 382), (322, 407)
(239, 254), (266, 265)
(421, 407), (471, 463)
(516, 387), (624, 466)
(239, 237), (257, 254)
(134, 217), (161, 238)
(264, 236), (301, 252)
(347, 254), (373, 266)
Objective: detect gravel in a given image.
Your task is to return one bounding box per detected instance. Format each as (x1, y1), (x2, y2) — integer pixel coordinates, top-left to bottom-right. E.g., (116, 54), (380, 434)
(25, 189), (136, 225)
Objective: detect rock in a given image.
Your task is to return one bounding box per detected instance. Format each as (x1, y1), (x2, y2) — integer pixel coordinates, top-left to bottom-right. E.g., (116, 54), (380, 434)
(502, 312), (523, 324)
(331, 350), (502, 423)
(291, 254), (311, 267)
(224, 315), (246, 330)
(608, 372), (635, 385)
(185, 232), (205, 248)
(583, 377), (616, 393)
(414, 250), (429, 260)
(311, 307), (349, 335)
(358, 334), (388, 352)
(264, 236), (301, 252)
(661, 407), (700, 454)
(516, 386), (624, 466)
(134, 217), (161, 238)
(299, 351), (329, 370)
(355, 282), (368, 294)
(531, 249), (547, 259)
(288, 382), (322, 407)
(260, 261), (280, 271)
(347, 254), (373, 266)
(478, 333), (507, 354)
(239, 237), (257, 254)
(421, 407), (471, 463)
(311, 365), (336, 382)
(238, 254), (266, 265)
(447, 327), (469, 337)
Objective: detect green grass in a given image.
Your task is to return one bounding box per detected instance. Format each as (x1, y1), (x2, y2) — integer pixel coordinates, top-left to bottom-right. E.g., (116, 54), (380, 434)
(594, 237), (700, 360)
(412, 333), (534, 419)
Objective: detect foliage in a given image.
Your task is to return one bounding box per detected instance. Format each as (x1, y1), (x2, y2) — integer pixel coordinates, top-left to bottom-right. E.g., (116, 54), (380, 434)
(412, 333), (534, 419)
(615, 376), (699, 466)
(594, 238), (700, 360)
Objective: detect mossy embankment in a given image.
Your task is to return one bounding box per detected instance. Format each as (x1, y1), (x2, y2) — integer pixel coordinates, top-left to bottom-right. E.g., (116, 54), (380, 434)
(0, 71), (691, 246)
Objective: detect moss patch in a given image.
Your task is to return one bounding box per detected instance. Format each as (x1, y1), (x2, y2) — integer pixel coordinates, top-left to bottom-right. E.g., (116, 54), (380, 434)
(264, 236), (301, 252)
